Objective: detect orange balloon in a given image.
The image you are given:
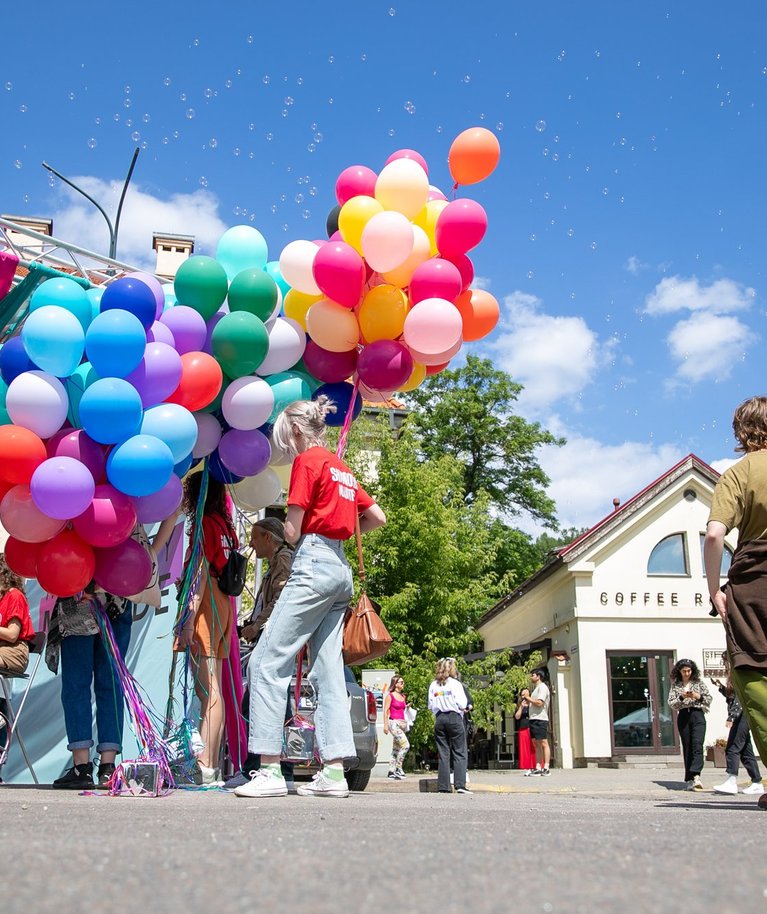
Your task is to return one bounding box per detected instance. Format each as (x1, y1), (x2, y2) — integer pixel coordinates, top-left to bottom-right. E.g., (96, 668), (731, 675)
(454, 289), (500, 341)
(398, 361), (427, 392)
(0, 425), (47, 485)
(358, 285), (408, 343)
(305, 299), (360, 352)
(448, 127), (501, 186)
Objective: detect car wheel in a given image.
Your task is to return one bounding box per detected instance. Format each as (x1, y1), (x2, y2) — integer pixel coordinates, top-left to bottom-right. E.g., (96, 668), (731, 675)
(346, 768), (371, 792)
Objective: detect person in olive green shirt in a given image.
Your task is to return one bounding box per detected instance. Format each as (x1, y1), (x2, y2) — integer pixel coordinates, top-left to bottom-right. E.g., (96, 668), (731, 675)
(704, 395), (767, 808)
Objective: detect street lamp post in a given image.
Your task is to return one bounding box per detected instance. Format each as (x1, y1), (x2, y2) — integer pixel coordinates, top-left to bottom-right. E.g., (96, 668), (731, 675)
(41, 147), (140, 263)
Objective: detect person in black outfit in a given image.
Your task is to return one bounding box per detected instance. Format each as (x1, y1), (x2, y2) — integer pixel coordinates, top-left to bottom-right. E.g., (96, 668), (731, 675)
(711, 653), (764, 795)
(667, 658), (712, 791)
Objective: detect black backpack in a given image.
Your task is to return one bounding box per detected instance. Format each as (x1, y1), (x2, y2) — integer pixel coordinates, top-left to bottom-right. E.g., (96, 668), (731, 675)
(215, 517), (247, 597)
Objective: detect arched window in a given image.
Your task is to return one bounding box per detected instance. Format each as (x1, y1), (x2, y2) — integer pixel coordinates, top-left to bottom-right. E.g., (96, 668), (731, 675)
(647, 533), (688, 576)
(699, 534), (733, 577)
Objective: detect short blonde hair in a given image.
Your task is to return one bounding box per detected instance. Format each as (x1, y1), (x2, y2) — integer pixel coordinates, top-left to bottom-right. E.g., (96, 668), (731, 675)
(271, 397), (337, 461)
(733, 396), (767, 453)
(435, 658), (457, 685)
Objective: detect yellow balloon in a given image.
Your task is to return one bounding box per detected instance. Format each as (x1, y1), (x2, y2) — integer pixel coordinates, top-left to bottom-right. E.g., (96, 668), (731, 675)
(284, 289), (322, 329)
(358, 284), (408, 343)
(398, 361), (427, 392)
(382, 225), (431, 287)
(338, 196), (384, 254)
(413, 199), (449, 256)
(305, 299), (360, 352)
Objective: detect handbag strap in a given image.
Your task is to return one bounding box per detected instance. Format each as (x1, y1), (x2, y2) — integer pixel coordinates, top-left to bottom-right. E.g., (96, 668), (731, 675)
(355, 513), (365, 583)
(293, 645), (306, 714)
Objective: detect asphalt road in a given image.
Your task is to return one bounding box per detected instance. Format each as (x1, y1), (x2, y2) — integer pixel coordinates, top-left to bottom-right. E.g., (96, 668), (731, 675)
(3, 786), (764, 914)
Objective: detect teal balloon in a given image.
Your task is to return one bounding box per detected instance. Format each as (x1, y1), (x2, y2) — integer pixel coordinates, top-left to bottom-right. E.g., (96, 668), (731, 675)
(211, 311), (269, 378)
(265, 261), (291, 299)
(21, 305), (85, 378)
(65, 361), (100, 427)
(216, 225), (268, 281)
(85, 309), (146, 379)
(87, 287), (104, 323)
(30, 278), (92, 331)
(227, 268), (279, 322)
(264, 370), (312, 423)
(0, 376), (10, 426)
(174, 255), (228, 321)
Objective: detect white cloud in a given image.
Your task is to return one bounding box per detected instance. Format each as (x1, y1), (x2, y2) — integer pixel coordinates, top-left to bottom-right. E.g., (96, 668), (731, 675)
(52, 177), (228, 270)
(625, 255), (646, 275)
(710, 457), (738, 475)
(666, 312), (755, 383)
(644, 275), (755, 315)
(487, 291), (617, 414)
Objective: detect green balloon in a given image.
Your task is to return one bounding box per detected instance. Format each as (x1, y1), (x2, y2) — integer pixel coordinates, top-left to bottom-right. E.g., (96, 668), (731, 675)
(174, 255), (229, 321)
(65, 361), (100, 427)
(264, 370), (312, 423)
(227, 268), (279, 322)
(0, 377), (10, 426)
(211, 312), (269, 378)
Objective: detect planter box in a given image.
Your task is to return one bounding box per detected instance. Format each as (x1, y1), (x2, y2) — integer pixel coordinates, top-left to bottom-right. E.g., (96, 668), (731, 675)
(706, 745), (727, 767)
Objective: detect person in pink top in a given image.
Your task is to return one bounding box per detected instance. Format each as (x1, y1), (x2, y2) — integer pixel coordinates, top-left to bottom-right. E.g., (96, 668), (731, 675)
(384, 674), (411, 779)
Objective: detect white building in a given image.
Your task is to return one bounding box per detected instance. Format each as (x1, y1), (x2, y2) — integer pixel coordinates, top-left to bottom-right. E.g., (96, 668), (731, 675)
(478, 454), (735, 768)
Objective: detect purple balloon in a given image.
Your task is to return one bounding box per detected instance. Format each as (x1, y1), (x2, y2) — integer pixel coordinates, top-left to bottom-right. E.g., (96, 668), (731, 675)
(125, 342), (183, 408)
(94, 537), (152, 597)
(46, 428), (106, 483)
(131, 473), (183, 523)
(218, 428), (271, 478)
(147, 320), (175, 347)
(193, 412), (222, 458)
(128, 272), (165, 321)
(303, 341), (359, 384)
(159, 305), (207, 354)
(30, 456), (96, 520)
(203, 310), (228, 355)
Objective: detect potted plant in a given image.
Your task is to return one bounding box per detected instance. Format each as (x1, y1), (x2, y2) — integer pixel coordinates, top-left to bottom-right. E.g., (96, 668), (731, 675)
(706, 738), (728, 768)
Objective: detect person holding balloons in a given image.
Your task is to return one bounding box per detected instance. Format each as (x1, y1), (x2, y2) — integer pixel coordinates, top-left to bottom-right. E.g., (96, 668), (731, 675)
(235, 397), (386, 799)
(174, 471), (239, 787)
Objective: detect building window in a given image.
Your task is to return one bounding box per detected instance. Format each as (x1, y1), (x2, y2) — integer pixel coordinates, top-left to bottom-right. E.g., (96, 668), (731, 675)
(647, 533), (688, 576)
(699, 534), (732, 577)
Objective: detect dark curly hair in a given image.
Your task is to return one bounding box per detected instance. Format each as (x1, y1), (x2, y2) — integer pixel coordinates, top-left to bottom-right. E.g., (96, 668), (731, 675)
(0, 555), (25, 596)
(732, 396), (767, 453)
(671, 658), (701, 683)
(181, 471), (232, 535)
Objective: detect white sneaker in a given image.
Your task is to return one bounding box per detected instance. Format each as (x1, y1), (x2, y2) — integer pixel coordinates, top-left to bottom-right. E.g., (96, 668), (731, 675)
(713, 776), (738, 795)
(742, 781), (765, 795)
(233, 768), (288, 798)
(198, 763), (224, 787)
(296, 770), (350, 798)
(690, 775), (704, 791)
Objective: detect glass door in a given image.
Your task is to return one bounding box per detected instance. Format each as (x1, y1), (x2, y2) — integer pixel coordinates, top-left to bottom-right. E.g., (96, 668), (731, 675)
(607, 652), (677, 753)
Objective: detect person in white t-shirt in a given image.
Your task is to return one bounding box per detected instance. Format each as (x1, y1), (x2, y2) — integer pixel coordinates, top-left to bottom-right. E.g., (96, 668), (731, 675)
(527, 667), (551, 776)
(428, 658), (470, 794)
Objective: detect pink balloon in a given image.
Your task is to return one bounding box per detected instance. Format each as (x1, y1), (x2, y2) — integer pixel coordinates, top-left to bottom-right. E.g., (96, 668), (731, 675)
(442, 253), (475, 292)
(94, 537), (152, 597)
(312, 242), (365, 309)
(302, 341), (358, 384)
(428, 185), (448, 202)
(385, 149), (429, 176)
(357, 381), (396, 401)
(335, 165), (378, 206)
(409, 258), (463, 305)
(46, 429), (107, 483)
(356, 340), (413, 391)
(73, 483), (137, 547)
(435, 199), (488, 257)
(361, 212), (414, 273)
(147, 320), (176, 347)
(0, 484), (66, 543)
(403, 298), (463, 362)
(407, 337), (463, 367)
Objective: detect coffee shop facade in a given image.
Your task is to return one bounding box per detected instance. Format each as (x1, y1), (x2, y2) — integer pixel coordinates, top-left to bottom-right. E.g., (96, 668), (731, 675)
(478, 454), (735, 768)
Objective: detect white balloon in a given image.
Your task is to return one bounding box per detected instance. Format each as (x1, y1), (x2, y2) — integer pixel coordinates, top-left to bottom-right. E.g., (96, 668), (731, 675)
(6, 370), (68, 438)
(221, 376), (275, 430)
(232, 467), (282, 511)
(279, 240), (321, 295)
(257, 317), (306, 376)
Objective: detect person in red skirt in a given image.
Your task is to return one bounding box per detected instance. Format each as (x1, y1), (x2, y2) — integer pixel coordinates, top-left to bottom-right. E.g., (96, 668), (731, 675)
(515, 688), (537, 773)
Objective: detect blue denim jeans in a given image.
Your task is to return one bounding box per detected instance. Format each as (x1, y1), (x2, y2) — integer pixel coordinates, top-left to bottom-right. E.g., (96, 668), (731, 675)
(60, 610), (133, 753)
(247, 533), (355, 762)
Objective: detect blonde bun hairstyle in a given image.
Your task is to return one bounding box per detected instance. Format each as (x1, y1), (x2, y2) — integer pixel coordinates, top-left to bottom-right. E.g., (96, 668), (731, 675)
(272, 397), (337, 460)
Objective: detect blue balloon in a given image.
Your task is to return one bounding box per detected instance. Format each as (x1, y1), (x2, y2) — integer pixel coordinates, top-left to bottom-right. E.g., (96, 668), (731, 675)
(21, 305), (85, 378)
(208, 450), (243, 485)
(30, 277), (92, 330)
(265, 260), (291, 299)
(140, 403), (198, 463)
(85, 309), (147, 379)
(100, 277), (156, 330)
(0, 337), (36, 385)
(107, 434), (175, 497)
(216, 225), (268, 282)
(173, 454), (193, 478)
(313, 382), (362, 427)
(79, 378), (143, 444)
(65, 361), (100, 427)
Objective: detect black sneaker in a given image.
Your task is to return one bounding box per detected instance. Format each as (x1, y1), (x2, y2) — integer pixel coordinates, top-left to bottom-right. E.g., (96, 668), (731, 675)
(455, 787), (473, 794)
(53, 762), (94, 790)
(95, 763), (116, 789)
(540, 768), (551, 776)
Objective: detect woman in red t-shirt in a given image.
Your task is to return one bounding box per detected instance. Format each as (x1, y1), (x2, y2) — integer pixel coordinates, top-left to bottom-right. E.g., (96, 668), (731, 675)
(0, 556), (34, 675)
(175, 472), (238, 785)
(235, 396), (386, 800)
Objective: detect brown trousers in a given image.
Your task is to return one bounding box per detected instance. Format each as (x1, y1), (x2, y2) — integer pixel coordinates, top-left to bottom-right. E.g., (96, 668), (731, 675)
(0, 641), (30, 675)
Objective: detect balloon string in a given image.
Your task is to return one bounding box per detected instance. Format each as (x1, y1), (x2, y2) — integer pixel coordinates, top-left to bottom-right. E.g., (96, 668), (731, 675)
(335, 375), (361, 461)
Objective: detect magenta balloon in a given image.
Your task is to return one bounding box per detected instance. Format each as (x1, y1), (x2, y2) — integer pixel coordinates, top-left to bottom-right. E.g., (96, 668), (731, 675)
(302, 341), (359, 384)
(384, 148), (429, 176)
(356, 340), (413, 391)
(409, 258), (463, 305)
(125, 342), (183, 408)
(46, 428), (107, 483)
(30, 456), (96, 520)
(442, 252), (474, 292)
(147, 320), (176, 347)
(159, 305), (207, 354)
(128, 272), (165, 320)
(132, 473), (183, 524)
(312, 242), (365, 309)
(335, 165), (378, 205)
(0, 484), (66, 543)
(218, 428), (271, 478)
(72, 483), (137, 547)
(93, 537), (152, 597)
(435, 199), (488, 257)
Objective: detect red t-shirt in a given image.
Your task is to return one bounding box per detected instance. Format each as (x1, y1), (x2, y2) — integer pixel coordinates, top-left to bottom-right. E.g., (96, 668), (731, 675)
(288, 447), (375, 540)
(0, 588), (34, 643)
(202, 513), (238, 577)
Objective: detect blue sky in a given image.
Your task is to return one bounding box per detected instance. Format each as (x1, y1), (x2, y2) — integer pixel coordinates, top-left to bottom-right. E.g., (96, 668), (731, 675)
(2, 1), (766, 533)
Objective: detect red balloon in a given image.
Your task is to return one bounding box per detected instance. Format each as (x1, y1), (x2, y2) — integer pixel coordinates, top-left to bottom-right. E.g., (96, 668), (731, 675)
(312, 242), (365, 309)
(36, 530), (96, 597)
(442, 253), (474, 292)
(4, 536), (42, 578)
(426, 361), (451, 375)
(0, 426), (47, 485)
(165, 351), (223, 412)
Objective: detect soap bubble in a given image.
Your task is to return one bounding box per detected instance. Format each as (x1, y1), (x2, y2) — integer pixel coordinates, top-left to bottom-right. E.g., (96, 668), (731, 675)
(536, 119), (546, 132)
(87, 138), (97, 149)
(186, 108), (196, 119)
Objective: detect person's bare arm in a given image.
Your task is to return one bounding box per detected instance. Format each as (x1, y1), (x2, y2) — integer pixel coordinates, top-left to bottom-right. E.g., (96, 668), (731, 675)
(359, 503), (386, 533)
(704, 521), (728, 620)
(285, 505), (305, 544)
(0, 619), (22, 644)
